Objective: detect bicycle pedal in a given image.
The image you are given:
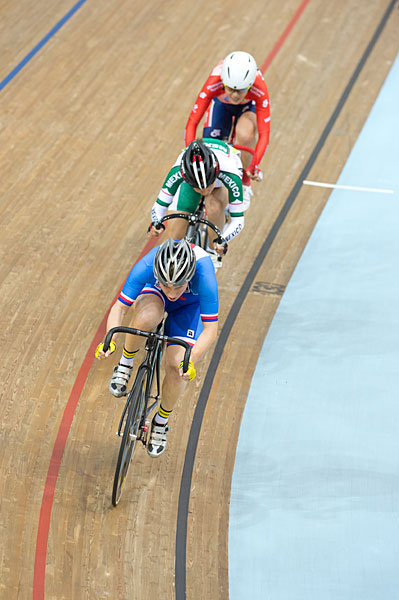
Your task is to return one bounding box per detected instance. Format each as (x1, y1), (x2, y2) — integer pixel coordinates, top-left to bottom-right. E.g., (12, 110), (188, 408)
(129, 432), (137, 440)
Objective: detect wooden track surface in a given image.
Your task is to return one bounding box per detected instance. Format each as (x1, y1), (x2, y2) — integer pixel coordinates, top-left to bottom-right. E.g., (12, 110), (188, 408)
(0, 1), (398, 598)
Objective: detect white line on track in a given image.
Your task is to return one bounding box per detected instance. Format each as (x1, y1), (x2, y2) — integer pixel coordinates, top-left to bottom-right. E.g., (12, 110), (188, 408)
(303, 180), (395, 194)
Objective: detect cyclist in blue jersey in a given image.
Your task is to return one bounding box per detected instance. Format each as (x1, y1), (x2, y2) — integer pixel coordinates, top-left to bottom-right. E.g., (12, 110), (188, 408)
(95, 238), (218, 457)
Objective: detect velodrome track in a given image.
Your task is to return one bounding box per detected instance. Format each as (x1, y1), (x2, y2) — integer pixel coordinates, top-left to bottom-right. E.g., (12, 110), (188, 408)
(0, 1), (398, 598)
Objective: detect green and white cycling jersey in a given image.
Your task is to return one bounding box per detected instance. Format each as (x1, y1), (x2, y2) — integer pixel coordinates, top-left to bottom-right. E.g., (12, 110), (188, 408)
(151, 139), (245, 243)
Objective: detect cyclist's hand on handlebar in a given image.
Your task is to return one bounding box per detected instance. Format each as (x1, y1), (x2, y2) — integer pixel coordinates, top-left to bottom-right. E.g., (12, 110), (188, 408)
(246, 166), (263, 182)
(95, 340), (116, 360)
(213, 239), (228, 256)
(179, 359), (196, 381)
(148, 221), (165, 237)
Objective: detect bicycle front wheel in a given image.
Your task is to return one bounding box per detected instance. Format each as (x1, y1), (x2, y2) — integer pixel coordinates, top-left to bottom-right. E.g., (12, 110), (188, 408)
(112, 367), (148, 506)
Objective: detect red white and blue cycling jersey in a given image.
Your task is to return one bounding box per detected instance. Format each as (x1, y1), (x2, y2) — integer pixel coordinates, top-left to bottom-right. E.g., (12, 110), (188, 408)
(118, 245), (218, 346)
(185, 60), (270, 174)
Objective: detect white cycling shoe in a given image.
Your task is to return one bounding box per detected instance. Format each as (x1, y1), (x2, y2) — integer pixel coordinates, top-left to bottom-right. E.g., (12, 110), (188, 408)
(109, 363), (132, 397)
(147, 420), (169, 457)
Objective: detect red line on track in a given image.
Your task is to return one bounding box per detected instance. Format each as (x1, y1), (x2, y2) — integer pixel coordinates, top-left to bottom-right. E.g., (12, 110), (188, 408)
(260, 0), (311, 73)
(32, 1), (310, 595)
(32, 239), (157, 599)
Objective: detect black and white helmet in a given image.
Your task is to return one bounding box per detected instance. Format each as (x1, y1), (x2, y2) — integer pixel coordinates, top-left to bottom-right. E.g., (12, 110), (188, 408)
(153, 239), (196, 286)
(180, 139), (219, 189)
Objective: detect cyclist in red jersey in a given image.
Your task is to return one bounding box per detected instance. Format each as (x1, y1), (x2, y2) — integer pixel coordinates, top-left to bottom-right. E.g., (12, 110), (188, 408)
(185, 51), (270, 209)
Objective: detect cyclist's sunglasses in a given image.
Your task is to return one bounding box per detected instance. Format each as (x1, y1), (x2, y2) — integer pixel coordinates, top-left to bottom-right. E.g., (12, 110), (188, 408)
(225, 84), (252, 94)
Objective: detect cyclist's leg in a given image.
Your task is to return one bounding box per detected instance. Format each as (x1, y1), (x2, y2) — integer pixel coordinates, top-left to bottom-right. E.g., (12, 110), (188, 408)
(235, 108), (257, 172)
(162, 344), (187, 409)
(148, 303), (201, 456)
(109, 292), (165, 397)
(159, 182), (202, 241)
(161, 302), (201, 407)
(126, 292), (165, 348)
(234, 102), (257, 200)
(204, 184), (228, 241)
(159, 210), (190, 241)
(147, 344), (186, 457)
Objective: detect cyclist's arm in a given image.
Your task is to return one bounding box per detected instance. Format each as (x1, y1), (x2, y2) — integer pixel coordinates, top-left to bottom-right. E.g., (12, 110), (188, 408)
(221, 213), (245, 243)
(191, 256), (219, 364)
(217, 170), (245, 242)
(96, 251), (157, 358)
(184, 69), (224, 145)
(190, 321), (218, 364)
(150, 164), (183, 225)
(108, 250), (157, 334)
(96, 299), (129, 358)
(249, 77), (271, 173)
(106, 300), (129, 339)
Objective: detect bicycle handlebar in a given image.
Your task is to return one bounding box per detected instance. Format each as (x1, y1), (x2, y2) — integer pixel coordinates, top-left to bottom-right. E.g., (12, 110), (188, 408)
(156, 212), (224, 244)
(103, 326), (192, 373)
(233, 144), (255, 155)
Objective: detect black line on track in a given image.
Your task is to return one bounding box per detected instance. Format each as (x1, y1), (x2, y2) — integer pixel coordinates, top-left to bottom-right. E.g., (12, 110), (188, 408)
(175, 1), (397, 597)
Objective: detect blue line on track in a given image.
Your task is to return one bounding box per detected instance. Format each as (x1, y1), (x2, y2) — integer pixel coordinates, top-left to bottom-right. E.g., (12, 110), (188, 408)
(0, 0), (88, 92)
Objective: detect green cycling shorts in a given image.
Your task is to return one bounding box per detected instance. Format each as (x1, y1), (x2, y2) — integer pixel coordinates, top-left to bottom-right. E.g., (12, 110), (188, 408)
(175, 182), (202, 213)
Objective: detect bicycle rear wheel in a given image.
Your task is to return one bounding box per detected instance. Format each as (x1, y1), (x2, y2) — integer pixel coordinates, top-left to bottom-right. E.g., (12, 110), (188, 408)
(112, 367), (148, 506)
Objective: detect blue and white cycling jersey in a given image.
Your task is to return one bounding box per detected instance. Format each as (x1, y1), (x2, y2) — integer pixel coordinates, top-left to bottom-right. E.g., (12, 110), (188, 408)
(118, 245), (218, 324)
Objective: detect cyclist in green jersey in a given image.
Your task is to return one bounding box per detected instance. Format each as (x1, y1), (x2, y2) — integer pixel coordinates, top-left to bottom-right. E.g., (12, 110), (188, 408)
(149, 139), (245, 262)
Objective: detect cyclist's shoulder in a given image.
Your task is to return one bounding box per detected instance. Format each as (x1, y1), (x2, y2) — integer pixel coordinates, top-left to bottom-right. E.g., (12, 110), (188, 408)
(192, 246), (218, 282)
(192, 245), (209, 258)
(248, 71), (270, 102)
(135, 246), (158, 272)
(204, 60), (224, 86)
(203, 137), (232, 158)
(203, 139), (242, 178)
(162, 162), (183, 189)
(123, 248), (156, 292)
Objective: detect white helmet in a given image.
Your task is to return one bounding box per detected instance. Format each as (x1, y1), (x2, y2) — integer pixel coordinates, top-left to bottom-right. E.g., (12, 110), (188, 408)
(221, 51), (258, 90)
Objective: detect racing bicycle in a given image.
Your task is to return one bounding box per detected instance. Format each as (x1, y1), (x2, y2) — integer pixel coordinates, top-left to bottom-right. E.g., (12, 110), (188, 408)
(103, 323), (191, 506)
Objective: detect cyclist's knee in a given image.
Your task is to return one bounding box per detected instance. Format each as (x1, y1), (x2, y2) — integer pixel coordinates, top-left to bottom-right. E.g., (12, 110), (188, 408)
(131, 295), (163, 330)
(165, 213), (189, 240)
(164, 346), (184, 375)
(236, 116), (256, 146)
(207, 187), (227, 209)
(236, 128), (256, 147)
